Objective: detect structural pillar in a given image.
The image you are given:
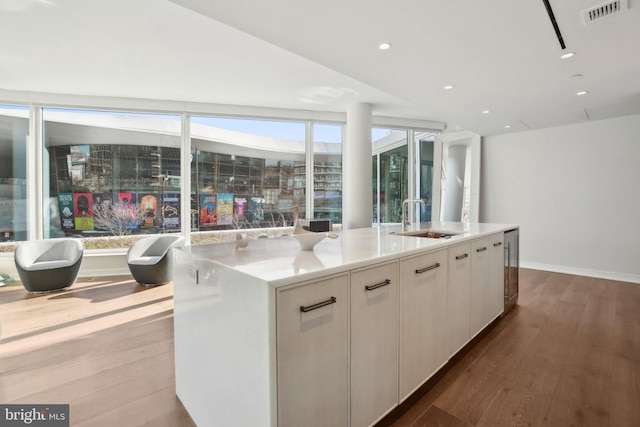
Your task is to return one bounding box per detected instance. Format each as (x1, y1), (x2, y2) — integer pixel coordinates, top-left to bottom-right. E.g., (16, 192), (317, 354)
(343, 103), (372, 230)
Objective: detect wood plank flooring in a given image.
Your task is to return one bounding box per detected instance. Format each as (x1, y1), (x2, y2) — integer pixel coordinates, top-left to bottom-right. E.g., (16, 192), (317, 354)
(386, 269), (640, 427)
(1, 269), (638, 426)
(0, 276), (195, 427)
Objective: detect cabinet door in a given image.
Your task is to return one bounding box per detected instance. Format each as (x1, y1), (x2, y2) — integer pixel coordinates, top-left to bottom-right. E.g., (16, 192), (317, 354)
(277, 274), (349, 427)
(399, 250), (448, 401)
(351, 261), (399, 427)
(487, 233), (505, 322)
(448, 243), (471, 356)
(470, 237), (490, 338)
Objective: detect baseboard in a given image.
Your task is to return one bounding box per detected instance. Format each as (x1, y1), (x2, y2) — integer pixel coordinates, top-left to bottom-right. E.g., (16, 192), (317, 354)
(77, 268), (131, 278)
(521, 261), (640, 284)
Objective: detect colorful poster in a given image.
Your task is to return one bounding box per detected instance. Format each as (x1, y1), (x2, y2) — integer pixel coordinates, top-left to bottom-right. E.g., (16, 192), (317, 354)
(200, 194), (217, 227)
(140, 194), (158, 228)
(58, 193), (75, 230)
(250, 196), (264, 222)
(73, 193), (94, 231)
(92, 193), (113, 209)
(92, 193), (114, 231)
(217, 193), (233, 225)
(116, 192), (138, 230)
(234, 195), (248, 221)
(163, 193), (180, 229)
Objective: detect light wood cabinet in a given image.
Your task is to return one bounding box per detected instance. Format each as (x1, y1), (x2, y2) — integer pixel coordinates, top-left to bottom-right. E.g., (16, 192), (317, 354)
(399, 249), (448, 401)
(447, 242), (471, 356)
(276, 273), (349, 427)
(350, 261), (399, 426)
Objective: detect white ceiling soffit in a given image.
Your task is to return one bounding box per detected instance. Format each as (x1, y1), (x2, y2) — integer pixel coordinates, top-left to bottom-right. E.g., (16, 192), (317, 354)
(0, 0), (426, 121)
(0, 0), (638, 137)
(170, 0), (640, 136)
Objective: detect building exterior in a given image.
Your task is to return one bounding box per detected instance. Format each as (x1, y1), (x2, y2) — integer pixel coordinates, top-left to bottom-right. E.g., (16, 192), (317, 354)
(0, 107), (435, 253)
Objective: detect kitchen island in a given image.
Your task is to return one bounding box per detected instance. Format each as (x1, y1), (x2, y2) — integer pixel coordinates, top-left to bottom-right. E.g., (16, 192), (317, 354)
(172, 222), (518, 427)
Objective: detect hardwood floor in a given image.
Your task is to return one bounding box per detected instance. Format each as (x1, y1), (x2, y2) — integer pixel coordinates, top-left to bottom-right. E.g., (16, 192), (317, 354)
(386, 269), (640, 427)
(0, 269), (638, 426)
(0, 276), (195, 427)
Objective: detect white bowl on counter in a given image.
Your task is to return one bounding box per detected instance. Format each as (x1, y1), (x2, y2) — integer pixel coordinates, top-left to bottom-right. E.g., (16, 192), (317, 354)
(291, 233), (327, 250)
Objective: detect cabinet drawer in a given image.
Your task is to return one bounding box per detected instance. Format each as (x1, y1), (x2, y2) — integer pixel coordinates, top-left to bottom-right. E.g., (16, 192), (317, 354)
(470, 237), (490, 337)
(399, 250), (448, 401)
(448, 242), (471, 356)
(351, 261), (399, 426)
(276, 273), (349, 427)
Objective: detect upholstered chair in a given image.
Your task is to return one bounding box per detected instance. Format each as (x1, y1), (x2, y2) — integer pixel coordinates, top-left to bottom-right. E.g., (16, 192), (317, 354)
(14, 238), (84, 293)
(126, 235), (185, 285)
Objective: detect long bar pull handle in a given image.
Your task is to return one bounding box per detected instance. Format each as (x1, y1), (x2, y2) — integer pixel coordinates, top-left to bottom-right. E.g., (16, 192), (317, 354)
(493, 242), (503, 247)
(476, 247), (487, 253)
(365, 279), (391, 291)
(455, 254), (469, 260)
(300, 297), (337, 313)
(416, 262), (440, 274)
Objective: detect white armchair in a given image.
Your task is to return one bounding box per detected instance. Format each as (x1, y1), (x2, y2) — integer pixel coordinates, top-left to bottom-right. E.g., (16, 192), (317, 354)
(14, 238), (84, 293)
(126, 235), (185, 285)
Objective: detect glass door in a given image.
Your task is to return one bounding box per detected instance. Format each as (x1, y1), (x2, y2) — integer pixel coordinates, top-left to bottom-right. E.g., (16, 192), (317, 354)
(372, 128), (408, 224)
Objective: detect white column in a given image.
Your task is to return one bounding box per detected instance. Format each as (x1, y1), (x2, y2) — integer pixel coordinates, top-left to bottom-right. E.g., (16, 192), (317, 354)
(27, 105), (43, 240)
(343, 103), (372, 230)
(305, 122), (314, 219)
(180, 112), (191, 245)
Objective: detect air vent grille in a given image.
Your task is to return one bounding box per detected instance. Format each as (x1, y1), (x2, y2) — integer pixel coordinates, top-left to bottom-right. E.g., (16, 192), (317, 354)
(582, 0), (628, 24)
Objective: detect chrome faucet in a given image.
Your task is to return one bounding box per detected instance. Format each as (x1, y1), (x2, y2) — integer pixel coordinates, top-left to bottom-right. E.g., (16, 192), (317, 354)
(402, 199), (426, 230)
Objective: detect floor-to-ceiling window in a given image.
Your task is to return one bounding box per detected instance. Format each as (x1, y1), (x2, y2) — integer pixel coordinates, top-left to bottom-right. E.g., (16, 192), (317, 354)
(0, 96), (443, 256)
(189, 117), (308, 244)
(417, 132), (436, 222)
(0, 105), (28, 249)
(42, 109), (182, 248)
(313, 123), (342, 224)
(372, 128), (409, 224)
(371, 128), (437, 224)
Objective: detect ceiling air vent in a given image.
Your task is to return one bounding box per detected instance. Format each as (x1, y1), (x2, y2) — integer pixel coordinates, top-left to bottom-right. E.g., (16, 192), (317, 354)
(582, 0), (628, 24)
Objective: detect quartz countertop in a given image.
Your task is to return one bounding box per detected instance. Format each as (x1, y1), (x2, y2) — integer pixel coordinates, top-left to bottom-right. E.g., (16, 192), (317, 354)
(177, 222), (518, 287)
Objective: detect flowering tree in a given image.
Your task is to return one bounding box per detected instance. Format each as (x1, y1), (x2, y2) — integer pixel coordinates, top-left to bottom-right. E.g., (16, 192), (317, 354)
(92, 201), (143, 237)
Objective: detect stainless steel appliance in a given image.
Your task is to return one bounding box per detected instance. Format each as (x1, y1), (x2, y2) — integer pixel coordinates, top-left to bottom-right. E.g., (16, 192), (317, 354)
(504, 228), (519, 313)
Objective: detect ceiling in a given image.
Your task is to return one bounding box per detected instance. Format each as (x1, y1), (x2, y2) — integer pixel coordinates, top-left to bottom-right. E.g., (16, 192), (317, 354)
(0, 0), (639, 136)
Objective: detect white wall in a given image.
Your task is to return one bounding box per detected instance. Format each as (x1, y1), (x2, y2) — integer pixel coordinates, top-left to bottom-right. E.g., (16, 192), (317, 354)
(0, 251), (130, 281)
(480, 114), (640, 283)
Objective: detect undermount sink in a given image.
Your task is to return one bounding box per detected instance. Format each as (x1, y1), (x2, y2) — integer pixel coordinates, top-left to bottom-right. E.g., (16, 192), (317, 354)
(394, 229), (463, 239)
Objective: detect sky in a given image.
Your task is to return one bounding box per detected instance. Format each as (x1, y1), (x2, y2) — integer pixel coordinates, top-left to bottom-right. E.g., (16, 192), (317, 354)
(2, 104), (391, 144)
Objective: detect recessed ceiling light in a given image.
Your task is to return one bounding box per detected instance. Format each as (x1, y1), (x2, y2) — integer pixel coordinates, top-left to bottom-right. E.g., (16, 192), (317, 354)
(379, 43), (392, 50)
(505, 125), (512, 129)
(560, 52), (575, 59)
(443, 85), (454, 90)
(576, 90), (588, 95)
(482, 110), (491, 114)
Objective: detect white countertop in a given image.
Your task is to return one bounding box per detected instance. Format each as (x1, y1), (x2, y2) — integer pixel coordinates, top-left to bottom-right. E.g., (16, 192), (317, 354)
(178, 222), (518, 287)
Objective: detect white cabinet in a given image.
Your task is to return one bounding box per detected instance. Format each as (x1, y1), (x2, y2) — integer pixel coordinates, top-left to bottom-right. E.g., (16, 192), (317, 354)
(470, 233), (505, 338)
(470, 237), (490, 337)
(276, 273), (349, 427)
(351, 261), (399, 427)
(487, 233), (505, 322)
(447, 242), (471, 356)
(399, 249), (448, 401)
(173, 225), (517, 427)
(470, 233), (504, 336)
